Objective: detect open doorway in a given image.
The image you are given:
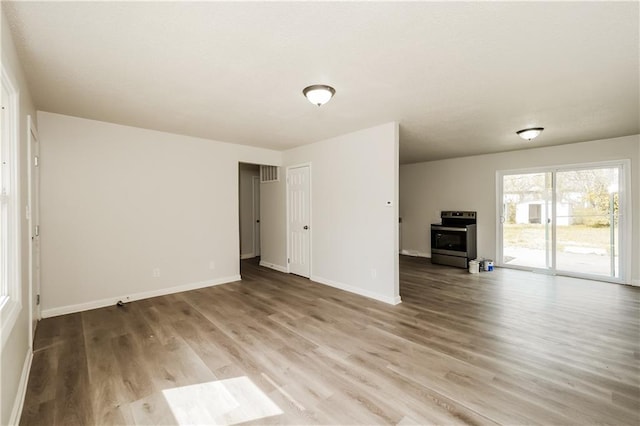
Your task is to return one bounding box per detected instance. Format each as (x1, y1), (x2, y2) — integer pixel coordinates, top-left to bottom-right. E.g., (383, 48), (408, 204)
(239, 163), (261, 261)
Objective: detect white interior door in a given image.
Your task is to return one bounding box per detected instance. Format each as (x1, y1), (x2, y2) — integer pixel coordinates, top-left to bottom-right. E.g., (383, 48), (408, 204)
(27, 115), (41, 342)
(287, 165), (310, 277)
(252, 176), (261, 257)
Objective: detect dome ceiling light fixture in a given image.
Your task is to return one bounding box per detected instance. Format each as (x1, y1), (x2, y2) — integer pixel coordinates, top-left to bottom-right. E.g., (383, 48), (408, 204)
(516, 127), (544, 141)
(302, 84), (336, 106)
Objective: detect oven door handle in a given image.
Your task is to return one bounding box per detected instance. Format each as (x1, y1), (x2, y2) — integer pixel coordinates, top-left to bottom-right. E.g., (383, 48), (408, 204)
(432, 226), (467, 232)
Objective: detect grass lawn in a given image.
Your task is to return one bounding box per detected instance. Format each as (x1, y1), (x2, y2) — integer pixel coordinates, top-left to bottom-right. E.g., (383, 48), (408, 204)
(503, 224), (614, 253)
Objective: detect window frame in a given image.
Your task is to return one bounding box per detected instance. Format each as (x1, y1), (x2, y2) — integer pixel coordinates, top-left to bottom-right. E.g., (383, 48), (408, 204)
(1, 66), (22, 349)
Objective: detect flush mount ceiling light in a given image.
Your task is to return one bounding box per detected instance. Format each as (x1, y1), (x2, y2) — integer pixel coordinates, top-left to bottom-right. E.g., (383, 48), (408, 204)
(516, 127), (544, 141)
(302, 84), (336, 106)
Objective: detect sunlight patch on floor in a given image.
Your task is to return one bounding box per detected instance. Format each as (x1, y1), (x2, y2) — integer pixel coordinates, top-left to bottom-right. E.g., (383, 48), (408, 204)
(161, 376), (283, 425)
(261, 372), (306, 411)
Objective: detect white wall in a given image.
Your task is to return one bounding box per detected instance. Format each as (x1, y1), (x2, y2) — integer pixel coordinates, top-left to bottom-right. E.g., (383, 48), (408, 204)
(239, 163), (259, 258)
(400, 134), (640, 283)
(261, 122), (400, 304)
(37, 112), (281, 316)
(1, 8), (38, 425)
(259, 175), (287, 271)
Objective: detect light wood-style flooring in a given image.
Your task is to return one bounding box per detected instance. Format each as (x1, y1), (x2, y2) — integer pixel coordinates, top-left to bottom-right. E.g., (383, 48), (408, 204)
(20, 256), (640, 425)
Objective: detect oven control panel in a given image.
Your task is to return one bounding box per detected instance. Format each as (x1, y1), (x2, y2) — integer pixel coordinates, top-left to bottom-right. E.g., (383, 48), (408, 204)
(441, 211), (476, 219)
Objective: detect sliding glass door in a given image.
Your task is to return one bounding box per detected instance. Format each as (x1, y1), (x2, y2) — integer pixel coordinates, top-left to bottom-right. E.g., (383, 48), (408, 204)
(502, 172), (553, 270)
(498, 162), (626, 282)
(554, 168), (620, 277)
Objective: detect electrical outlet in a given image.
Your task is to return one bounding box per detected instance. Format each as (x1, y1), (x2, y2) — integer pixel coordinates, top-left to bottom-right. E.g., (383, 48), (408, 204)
(152, 268), (160, 278)
(209, 261), (216, 270)
(371, 269), (377, 279)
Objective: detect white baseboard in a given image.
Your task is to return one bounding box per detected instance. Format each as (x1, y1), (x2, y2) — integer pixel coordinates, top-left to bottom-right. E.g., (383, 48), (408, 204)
(311, 275), (402, 306)
(240, 253), (255, 260)
(632, 279), (640, 287)
(41, 275), (241, 318)
(259, 260), (288, 273)
(9, 348), (33, 426)
(400, 249), (430, 258)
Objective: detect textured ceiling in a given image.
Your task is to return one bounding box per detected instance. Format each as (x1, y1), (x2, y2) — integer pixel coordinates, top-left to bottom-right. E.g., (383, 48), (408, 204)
(3, 1), (639, 164)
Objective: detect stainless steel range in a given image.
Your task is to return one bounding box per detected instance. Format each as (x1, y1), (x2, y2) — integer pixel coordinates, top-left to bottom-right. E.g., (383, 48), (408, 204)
(431, 211), (477, 268)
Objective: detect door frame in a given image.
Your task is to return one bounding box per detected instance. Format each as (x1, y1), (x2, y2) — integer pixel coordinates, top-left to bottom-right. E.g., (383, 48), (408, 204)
(496, 159), (631, 284)
(286, 163), (312, 277)
(252, 175), (260, 257)
(27, 115), (41, 346)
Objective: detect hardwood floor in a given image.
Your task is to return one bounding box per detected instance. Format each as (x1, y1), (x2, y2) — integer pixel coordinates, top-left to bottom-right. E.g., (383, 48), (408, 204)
(20, 256), (640, 425)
